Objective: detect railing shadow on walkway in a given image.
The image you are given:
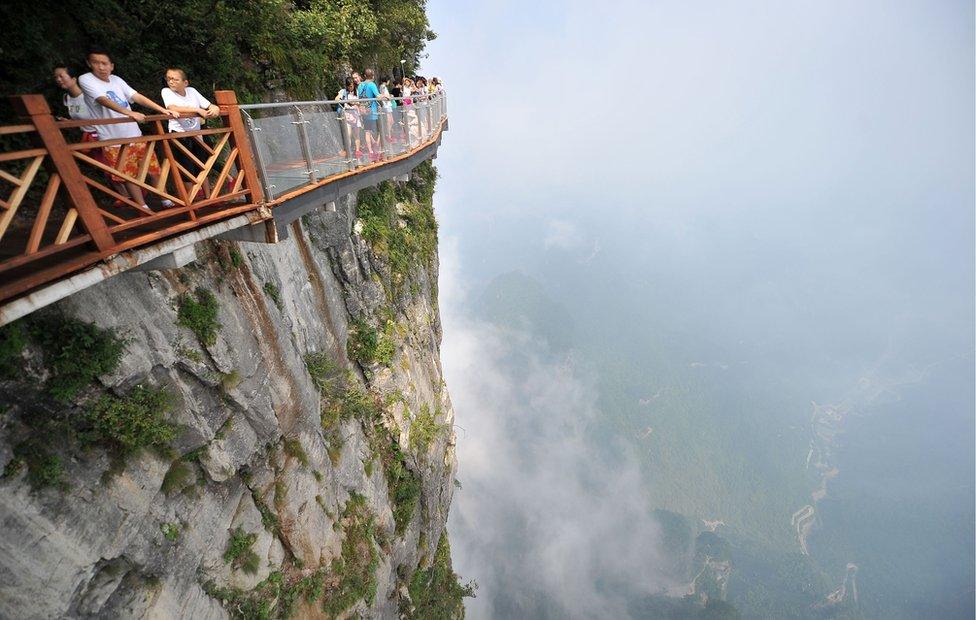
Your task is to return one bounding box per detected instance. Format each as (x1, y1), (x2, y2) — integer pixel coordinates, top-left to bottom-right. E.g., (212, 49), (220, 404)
(0, 90), (447, 318)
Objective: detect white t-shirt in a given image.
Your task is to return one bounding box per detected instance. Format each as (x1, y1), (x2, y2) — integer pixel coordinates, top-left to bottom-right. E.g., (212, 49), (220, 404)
(63, 93), (96, 133)
(161, 86), (211, 132)
(78, 73), (141, 140)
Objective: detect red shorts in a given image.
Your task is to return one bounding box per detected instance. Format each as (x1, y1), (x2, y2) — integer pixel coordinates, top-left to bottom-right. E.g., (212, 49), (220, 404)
(102, 142), (161, 184)
(81, 131), (108, 165)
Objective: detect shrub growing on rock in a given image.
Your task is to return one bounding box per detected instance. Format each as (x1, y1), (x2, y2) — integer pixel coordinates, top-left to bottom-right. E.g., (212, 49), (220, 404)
(322, 494), (380, 616)
(304, 352), (338, 393)
(161, 460), (195, 495)
(224, 527), (261, 575)
(368, 424), (421, 535)
(7, 441), (66, 490)
(283, 438), (309, 467)
(29, 312), (126, 401)
(262, 282), (284, 311)
(0, 321), (27, 378)
(160, 522), (181, 542)
(83, 384), (177, 455)
(355, 164), (439, 298)
(177, 287), (221, 347)
(408, 404), (443, 455)
(407, 532), (476, 619)
(346, 319), (394, 367)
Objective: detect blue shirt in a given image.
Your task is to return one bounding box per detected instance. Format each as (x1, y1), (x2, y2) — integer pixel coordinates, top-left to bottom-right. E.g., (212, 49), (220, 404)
(357, 81), (381, 118)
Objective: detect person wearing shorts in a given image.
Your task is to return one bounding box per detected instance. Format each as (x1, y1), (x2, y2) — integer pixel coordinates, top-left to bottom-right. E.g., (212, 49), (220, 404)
(79, 47), (179, 210)
(337, 78), (363, 159)
(379, 76), (396, 144)
(161, 68), (221, 197)
(356, 69), (382, 161)
(401, 78), (420, 146)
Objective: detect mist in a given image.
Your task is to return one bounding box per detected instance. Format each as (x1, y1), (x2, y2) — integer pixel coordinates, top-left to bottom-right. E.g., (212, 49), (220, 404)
(423, 0), (974, 617)
(439, 249), (676, 616)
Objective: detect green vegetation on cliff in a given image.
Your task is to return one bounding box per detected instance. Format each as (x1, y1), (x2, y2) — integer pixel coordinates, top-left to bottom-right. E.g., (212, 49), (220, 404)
(357, 161), (439, 297)
(83, 384), (177, 455)
(347, 318), (396, 367)
(0, 313), (185, 490)
(407, 532), (476, 619)
(322, 493), (381, 616)
(29, 312), (126, 401)
(306, 353), (423, 535)
(224, 527), (261, 575)
(409, 403), (443, 455)
(177, 287), (221, 347)
(0, 323), (27, 378)
(6, 442), (66, 490)
(206, 494), (381, 619)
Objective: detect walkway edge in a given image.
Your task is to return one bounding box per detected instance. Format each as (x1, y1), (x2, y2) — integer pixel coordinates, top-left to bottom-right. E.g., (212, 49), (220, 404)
(0, 211), (263, 326)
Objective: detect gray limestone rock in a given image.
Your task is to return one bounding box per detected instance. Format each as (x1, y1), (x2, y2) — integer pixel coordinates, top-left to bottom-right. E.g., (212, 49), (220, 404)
(0, 183), (456, 619)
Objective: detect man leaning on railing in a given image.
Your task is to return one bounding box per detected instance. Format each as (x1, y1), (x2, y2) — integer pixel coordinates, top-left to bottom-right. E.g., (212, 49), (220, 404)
(79, 47), (179, 211)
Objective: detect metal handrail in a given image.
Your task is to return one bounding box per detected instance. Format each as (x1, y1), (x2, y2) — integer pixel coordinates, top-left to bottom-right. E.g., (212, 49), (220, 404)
(239, 93), (447, 200)
(239, 92), (446, 111)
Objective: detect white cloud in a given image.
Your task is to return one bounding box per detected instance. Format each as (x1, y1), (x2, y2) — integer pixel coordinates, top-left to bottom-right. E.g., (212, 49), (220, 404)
(542, 219), (582, 250)
(439, 237), (675, 618)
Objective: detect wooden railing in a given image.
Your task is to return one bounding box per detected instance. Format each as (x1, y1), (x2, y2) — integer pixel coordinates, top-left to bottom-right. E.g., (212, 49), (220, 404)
(0, 91), (263, 303)
(0, 90), (447, 307)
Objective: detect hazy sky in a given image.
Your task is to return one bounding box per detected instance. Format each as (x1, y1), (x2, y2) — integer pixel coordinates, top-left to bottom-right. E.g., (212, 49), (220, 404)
(425, 0), (973, 272)
(422, 1), (974, 617)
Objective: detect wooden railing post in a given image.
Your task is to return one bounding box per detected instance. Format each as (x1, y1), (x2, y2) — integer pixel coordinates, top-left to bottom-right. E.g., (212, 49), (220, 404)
(10, 95), (115, 252)
(214, 91), (264, 204)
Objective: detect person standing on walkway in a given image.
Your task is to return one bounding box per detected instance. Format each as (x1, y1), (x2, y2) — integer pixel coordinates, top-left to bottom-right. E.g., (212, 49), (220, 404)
(413, 77), (429, 136)
(401, 78), (420, 146)
(161, 68), (220, 197)
(337, 77), (363, 159)
(54, 65), (99, 142)
(356, 69), (382, 161)
(378, 76), (396, 145)
(390, 78), (405, 142)
(78, 47), (179, 210)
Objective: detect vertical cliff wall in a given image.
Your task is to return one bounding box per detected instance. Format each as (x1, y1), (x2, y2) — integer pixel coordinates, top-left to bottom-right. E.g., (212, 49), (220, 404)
(0, 163), (468, 618)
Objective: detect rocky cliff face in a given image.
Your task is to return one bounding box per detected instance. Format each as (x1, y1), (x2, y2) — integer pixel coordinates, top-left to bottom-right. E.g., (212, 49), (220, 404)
(0, 164), (464, 618)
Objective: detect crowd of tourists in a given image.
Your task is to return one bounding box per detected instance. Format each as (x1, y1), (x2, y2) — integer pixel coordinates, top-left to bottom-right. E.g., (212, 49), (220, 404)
(335, 68), (445, 162)
(51, 47), (444, 209)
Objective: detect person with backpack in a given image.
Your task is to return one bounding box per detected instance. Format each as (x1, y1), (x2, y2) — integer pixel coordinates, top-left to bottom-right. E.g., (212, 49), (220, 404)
(356, 69), (382, 161)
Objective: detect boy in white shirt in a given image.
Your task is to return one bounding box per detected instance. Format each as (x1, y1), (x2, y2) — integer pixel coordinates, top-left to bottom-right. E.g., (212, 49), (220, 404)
(161, 68), (221, 196)
(78, 47), (179, 210)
